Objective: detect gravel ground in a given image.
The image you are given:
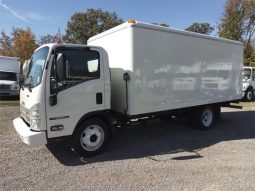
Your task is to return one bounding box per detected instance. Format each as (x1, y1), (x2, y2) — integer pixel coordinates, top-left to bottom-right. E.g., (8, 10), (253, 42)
(0, 101), (255, 191)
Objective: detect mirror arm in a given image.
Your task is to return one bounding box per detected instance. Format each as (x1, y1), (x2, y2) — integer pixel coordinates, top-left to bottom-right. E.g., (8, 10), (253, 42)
(49, 94), (57, 106)
(49, 52), (59, 106)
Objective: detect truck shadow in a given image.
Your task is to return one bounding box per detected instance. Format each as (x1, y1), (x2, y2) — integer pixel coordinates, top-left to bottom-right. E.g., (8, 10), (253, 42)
(0, 96), (19, 101)
(47, 110), (255, 166)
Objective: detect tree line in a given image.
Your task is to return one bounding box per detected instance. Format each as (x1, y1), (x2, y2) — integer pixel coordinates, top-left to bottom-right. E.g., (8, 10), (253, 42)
(0, 0), (254, 66)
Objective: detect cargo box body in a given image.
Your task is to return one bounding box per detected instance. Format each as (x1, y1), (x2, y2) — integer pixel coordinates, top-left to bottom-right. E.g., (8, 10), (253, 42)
(0, 56), (20, 73)
(88, 22), (243, 116)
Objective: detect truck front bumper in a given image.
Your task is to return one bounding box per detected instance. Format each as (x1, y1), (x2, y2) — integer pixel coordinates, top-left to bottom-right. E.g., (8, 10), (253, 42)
(13, 117), (47, 146)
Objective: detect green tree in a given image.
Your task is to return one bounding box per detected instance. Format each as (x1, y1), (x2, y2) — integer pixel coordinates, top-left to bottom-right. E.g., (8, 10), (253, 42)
(218, 0), (244, 41)
(0, 31), (13, 56)
(39, 34), (61, 45)
(11, 27), (38, 69)
(218, 0), (255, 66)
(63, 8), (123, 44)
(39, 34), (56, 45)
(185, 23), (214, 35)
(244, 49), (255, 66)
(243, 0), (255, 51)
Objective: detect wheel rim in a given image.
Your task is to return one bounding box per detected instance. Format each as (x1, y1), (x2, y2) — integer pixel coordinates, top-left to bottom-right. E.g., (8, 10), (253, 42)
(247, 91), (252, 100)
(80, 125), (104, 152)
(202, 109), (213, 127)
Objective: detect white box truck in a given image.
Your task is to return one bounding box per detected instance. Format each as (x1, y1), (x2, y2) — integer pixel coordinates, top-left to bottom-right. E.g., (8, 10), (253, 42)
(13, 21), (243, 156)
(242, 66), (255, 101)
(0, 56), (20, 96)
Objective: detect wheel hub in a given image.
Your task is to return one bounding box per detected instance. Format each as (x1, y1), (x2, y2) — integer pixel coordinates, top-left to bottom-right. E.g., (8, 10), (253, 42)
(90, 134), (97, 143)
(202, 109), (213, 127)
(247, 91), (252, 100)
(80, 125), (104, 151)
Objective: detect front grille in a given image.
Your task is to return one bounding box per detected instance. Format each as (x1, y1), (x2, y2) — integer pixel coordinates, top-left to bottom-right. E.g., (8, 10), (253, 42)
(0, 84), (11, 94)
(0, 84), (11, 90)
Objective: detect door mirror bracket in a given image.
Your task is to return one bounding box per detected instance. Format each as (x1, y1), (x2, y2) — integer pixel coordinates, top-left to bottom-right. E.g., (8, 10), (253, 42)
(49, 94), (57, 106)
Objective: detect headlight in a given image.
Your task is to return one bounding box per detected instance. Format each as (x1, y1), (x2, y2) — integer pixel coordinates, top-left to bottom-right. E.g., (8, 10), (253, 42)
(29, 104), (41, 130)
(29, 103), (40, 119)
(11, 83), (19, 90)
(242, 83), (248, 91)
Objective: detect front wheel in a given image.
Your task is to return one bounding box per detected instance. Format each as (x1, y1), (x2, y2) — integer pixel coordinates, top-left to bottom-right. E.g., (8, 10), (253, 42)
(73, 118), (109, 157)
(245, 88), (254, 101)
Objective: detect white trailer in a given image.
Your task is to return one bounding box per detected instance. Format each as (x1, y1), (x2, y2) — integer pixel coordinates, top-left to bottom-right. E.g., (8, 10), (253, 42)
(0, 56), (20, 96)
(13, 21), (243, 157)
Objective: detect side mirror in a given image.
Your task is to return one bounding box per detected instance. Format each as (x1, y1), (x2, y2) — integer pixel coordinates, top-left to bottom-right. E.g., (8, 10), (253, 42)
(56, 53), (64, 82)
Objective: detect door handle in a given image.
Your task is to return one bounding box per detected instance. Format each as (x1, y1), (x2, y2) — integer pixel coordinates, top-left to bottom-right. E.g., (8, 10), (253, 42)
(96, 93), (103, 104)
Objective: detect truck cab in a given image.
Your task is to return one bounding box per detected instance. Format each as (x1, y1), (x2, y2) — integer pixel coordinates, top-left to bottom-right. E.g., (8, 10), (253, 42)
(242, 66), (255, 101)
(13, 44), (111, 156)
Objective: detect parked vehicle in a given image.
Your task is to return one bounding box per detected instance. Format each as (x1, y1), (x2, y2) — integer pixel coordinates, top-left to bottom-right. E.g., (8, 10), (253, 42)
(0, 56), (20, 97)
(13, 20), (243, 156)
(242, 66), (255, 101)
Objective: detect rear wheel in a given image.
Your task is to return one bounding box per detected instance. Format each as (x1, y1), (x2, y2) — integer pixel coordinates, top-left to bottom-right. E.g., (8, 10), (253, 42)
(189, 105), (217, 130)
(73, 118), (109, 157)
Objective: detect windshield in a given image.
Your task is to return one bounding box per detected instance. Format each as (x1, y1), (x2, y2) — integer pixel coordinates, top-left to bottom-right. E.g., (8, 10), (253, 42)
(25, 46), (49, 88)
(0, 71), (17, 81)
(242, 68), (251, 80)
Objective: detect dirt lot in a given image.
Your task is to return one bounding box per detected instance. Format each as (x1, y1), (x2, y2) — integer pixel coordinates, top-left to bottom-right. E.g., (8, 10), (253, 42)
(0, 100), (254, 191)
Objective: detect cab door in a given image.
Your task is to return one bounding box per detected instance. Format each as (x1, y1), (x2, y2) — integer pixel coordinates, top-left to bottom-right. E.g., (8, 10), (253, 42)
(46, 47), (106, 138)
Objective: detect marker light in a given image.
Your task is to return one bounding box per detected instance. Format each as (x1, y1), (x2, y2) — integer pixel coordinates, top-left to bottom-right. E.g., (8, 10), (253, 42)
(128, 19), (136, 24)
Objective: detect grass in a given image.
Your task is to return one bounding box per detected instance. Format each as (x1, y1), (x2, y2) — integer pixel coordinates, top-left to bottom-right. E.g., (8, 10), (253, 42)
(238, 101), (255, 110)
(0, 98), (19, 106)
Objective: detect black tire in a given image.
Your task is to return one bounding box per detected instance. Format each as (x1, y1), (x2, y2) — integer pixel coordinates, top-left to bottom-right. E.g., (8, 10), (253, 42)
(73, 118), (109, 157)
(245, 88), (254, 101)
(159, 115), (172, 121)
(189, 105), (216, 130)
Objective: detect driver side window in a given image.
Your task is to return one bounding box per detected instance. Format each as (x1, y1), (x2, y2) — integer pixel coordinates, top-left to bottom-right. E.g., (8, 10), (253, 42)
(50, 49), (100, 94)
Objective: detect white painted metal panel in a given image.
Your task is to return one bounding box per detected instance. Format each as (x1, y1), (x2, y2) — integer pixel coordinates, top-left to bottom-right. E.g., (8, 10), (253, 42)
(0, 56), (20, 73)
(89, 21), (243, 116)
(45, 45), (110, 138)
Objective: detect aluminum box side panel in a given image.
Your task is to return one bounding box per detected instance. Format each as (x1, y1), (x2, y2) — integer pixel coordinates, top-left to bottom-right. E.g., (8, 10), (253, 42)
(88, 27), (134, 71)
(89, 23), (242, 116)
(127, 26), (242, 115)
